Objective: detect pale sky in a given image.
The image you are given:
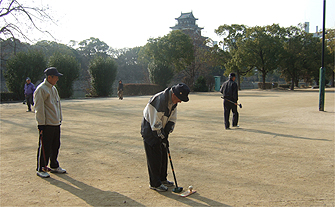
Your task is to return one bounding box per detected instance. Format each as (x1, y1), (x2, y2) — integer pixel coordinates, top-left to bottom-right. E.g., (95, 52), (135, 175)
(23, 0), (335, 49)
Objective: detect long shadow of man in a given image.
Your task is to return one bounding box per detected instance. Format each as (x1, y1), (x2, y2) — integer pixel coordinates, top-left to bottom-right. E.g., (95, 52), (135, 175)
(47, 174), (145, 206)
(161, 189), (232, 207)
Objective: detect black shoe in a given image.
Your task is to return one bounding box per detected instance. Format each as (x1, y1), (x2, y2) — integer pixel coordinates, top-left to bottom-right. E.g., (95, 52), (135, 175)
(161, 180), (174, 187)
(150, 184), (168, 192)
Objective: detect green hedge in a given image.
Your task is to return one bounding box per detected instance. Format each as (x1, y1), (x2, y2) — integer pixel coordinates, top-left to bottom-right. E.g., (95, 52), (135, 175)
(279, 84), (290, 88)
(123, 84), (165, 96)
(258, 82), (278, 89)
(1, 92), (19, 102)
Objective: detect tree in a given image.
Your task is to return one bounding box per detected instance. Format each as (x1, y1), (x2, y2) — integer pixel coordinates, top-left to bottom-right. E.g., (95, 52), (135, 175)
(78, 37), (110, 57)
(114, 47), (148, 83)
(240, 24), (284, 89)
(139, 30), (194, 86)
(147, 60), (174, 87)
(193, 76), (208, 92)
(300, 33), (322, 86)
(89, 55), (117, 97)
(0, 0), (55, 42)
(325, 29), (335, 87)
(48, 52), (80, 98)
(4, 49), (46, 99)
(279, 26), (306, 90)
(215, 24), (253, 90)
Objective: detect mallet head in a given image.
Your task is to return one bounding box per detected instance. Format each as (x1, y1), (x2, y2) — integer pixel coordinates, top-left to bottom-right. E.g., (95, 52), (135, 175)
(172, 187), (183, 193)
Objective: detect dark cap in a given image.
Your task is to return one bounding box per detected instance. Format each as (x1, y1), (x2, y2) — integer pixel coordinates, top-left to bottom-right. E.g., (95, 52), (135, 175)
(229, 73), (236, 78)
(26, 77), (31, 81)
(44, 67), (63, 76)
(172, 83), (190, 102)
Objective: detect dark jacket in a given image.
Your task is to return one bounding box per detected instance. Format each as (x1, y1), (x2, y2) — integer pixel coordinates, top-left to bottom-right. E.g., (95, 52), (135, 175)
(220, 79), (238, 102)
(141, 87), (177, 146)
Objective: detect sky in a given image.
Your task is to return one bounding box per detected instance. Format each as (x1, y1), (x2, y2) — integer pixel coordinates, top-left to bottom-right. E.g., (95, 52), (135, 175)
(22, 0), (335, 49)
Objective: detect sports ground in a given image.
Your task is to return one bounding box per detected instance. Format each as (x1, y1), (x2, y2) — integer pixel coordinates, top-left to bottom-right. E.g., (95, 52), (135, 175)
(1, 88), (334, 206)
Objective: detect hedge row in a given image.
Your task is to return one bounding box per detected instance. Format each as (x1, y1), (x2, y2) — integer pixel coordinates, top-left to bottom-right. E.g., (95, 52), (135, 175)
(257, 82), (279, 89)
(1, 92), (20, 102)
(123, 84), (165, 96)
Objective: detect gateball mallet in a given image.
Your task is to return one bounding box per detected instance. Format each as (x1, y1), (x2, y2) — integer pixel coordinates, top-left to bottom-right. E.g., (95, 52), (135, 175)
(165, 146), (183, 193)
(221, 97), (242, 108)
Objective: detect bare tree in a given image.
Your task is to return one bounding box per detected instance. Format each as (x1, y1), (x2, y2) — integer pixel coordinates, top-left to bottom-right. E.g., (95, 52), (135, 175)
(0, 0), (55, 41)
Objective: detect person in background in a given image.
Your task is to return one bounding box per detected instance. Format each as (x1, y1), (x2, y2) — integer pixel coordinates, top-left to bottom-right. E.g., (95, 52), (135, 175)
(24, 77), (35, 112)
(117, 80), (123, 100)
(220, 73), (239, 129)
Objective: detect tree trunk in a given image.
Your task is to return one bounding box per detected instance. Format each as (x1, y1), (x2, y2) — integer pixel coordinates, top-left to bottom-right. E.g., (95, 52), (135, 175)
(262, 74), (266, 90)
(237, 70), (241, 90)
(290, 77), (295, 90)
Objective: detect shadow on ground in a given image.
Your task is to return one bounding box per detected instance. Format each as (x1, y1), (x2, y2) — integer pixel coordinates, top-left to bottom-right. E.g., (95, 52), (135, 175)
(161, 189), (232, 207)
(47, 174), (145, 206)
(240, 128), (331, 142)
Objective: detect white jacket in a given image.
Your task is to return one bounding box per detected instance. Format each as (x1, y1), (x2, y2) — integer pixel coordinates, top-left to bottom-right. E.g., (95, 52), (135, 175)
(34, 78), (62, 126)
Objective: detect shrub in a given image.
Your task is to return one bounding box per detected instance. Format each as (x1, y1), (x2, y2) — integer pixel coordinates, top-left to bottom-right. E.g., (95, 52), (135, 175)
(258, 82), (278, 89)
(194, 76), (208, 92)
(123, 84), (165, 96)
(89, 56), (117, 97)
(48, 52), (80, 98)
(148, 61), (174, 88)
(4, 50), (46, 100)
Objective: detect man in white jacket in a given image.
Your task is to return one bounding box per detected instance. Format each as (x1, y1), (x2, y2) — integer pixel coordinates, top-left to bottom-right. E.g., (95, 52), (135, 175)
(141, 83), (190, 191)
(34, 67), (66, 178)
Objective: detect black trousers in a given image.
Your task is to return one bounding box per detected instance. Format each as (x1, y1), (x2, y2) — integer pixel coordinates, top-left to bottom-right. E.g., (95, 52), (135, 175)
(224, 100), (239, 129)
(144, 141), (168, 187)
(26, 94), (33, 111)
(36, 125), (61, 171)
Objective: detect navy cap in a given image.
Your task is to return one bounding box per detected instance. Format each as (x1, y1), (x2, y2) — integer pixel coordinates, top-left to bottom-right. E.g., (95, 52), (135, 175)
(44, 67), (63, 76)
(229, 73), (236, 78)
(172, 83), (190, 102)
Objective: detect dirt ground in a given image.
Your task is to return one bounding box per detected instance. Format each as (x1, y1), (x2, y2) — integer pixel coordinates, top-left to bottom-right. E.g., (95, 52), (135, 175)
(1, 88), (334, 206)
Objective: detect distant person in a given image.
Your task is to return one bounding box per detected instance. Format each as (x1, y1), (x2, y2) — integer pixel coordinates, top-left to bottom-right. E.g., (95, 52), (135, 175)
(141, 83), (190, 191)
(220, 73), (239, 129)
(34, 67), (66, 178)
(117, 80), (123, 100)
(24, 77), (35, 112)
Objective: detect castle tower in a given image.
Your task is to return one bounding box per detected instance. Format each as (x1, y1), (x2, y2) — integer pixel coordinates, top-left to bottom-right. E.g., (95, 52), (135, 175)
(170, 12), (204, 39)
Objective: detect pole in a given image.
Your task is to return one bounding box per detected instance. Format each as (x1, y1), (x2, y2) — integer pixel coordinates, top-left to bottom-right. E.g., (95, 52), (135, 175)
(319, 0), (326, 111)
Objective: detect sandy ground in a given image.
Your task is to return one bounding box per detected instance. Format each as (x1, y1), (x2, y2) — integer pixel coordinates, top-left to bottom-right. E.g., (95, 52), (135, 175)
(0, 88), (334, 206)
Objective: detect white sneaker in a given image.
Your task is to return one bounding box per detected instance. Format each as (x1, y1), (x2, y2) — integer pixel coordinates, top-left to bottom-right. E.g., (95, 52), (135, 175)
(37, 171), (50, 178)
(51, 167), (66, 173)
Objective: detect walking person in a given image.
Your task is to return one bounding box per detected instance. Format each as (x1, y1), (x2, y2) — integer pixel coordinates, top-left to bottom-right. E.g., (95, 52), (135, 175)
(24, 77), (35, 112)
(117, 80), (123, 100)
(34, 67), (66, 178)
(220, 73), (239, 129)
(141, 83), (190, 191)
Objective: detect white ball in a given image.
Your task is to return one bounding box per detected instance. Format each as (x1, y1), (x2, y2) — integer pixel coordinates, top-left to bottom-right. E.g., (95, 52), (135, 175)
(188, 185), (193, 190)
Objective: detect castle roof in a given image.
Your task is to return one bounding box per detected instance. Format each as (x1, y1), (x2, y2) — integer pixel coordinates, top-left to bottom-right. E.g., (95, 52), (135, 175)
(175, 12), (198, 20)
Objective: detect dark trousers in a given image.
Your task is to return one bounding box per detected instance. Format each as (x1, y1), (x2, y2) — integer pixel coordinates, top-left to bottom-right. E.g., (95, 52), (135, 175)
(224, 101), (239, 129)
(144, 141), (168, 187)
(36, 125), (61, 171)
(26, 94), (33, 111)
